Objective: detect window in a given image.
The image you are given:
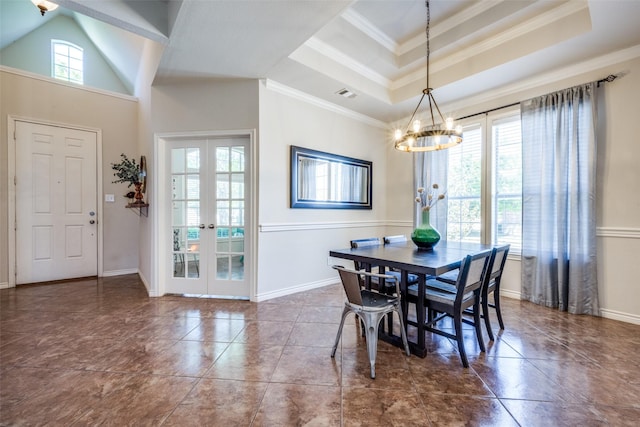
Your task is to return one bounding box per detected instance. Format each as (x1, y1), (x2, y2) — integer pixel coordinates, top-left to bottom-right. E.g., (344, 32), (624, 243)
(445, 109), (522, 253)
(51, 40), (83, 84)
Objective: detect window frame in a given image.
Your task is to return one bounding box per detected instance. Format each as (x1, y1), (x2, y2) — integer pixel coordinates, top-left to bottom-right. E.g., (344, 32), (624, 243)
(51, 39), (84, 85)
(448, 106), (522, 255)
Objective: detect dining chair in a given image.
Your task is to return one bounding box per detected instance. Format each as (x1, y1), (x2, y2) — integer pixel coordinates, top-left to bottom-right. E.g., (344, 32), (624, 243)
(478, 245), (510, 340)
(331, 265), (411, 379)
(406, 249), (492, 367)
(430, 245), (510, 341)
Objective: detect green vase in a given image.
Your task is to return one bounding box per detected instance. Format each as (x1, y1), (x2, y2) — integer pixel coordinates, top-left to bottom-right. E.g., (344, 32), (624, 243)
(411, 209), (441, 250)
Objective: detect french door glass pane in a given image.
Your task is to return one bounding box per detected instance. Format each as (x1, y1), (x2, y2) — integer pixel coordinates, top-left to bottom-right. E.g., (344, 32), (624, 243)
(215, 145), (245, 282)
(172, 147), (201, 279)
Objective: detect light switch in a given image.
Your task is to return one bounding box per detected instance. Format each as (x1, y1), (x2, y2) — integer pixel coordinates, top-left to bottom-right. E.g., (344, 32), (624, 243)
(105, 194), (115, 202)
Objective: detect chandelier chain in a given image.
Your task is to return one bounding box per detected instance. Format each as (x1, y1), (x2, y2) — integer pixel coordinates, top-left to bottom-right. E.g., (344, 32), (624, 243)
(425, 0), (430, 91)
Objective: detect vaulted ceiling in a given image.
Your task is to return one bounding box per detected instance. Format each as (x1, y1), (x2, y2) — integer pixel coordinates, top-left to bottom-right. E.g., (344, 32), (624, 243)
(2, 0), (640, 122)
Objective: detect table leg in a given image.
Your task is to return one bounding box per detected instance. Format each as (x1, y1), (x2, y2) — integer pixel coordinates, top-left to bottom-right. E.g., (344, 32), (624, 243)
(416, 273), (426, 353)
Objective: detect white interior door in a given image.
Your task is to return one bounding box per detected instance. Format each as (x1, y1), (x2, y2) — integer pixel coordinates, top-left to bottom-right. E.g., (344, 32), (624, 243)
(15, 121), (98, 284)
(165, 136), (250, 298)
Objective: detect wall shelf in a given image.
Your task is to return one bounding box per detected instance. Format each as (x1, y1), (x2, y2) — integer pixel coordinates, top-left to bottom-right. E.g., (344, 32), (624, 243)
(126, 202), (149, 217)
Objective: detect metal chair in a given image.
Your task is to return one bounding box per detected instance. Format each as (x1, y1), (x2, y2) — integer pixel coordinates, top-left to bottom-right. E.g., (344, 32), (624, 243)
(331, 265), (410, 379)
(406, 250), (492, 367)
(350, 237), (419, 290)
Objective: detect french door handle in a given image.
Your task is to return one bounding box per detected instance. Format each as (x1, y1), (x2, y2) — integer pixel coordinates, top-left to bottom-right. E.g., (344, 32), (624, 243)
(199, 224), (206, 229)
(208, 224), (215, 229)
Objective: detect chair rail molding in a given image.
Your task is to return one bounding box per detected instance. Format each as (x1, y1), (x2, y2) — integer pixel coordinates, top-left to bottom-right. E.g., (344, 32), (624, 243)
(596, 227), (640, 239)
(259, 220), (412, 233)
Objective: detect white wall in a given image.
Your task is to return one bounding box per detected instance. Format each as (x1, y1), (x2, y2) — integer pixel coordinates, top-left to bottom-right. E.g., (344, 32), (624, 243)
(0, 15), (129, 94)
(147, 79), (259, 296)
(256, 81), (390, 300)
(0, 69), (140, 283)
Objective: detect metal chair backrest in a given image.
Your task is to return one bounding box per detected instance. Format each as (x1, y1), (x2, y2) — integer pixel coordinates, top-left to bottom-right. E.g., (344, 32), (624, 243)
(383, 235), (407, 244)
(350, 238), (381, 248)
(336, 267), (364, 306)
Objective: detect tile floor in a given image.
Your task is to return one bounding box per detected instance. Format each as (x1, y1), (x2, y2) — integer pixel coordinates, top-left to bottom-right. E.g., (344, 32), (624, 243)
(1, 274), (640, 426)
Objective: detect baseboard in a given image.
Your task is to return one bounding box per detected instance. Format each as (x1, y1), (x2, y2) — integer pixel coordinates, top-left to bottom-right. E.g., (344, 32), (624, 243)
(137, 270), (156, 296)
(254, 277), (338, 302)
(101, 268), (138, 277)
(501, 289), (522, 300)
(599, 308), (640, 325)
(0, 281), (10, 289)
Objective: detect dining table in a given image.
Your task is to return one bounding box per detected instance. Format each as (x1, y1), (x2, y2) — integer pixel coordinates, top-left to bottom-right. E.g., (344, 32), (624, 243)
(329, 240), (494, 357)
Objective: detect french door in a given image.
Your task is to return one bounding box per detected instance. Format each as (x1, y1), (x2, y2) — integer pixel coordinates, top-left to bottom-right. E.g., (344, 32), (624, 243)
(165, 136), (250, 298)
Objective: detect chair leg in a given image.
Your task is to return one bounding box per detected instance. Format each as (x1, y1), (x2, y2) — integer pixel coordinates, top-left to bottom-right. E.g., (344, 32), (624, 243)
(331, 307), (351, 358)
(473, 301), (486, 352)
(395, 306), (411, 356)
(482, 294), (495, 341)
(494, 290), (505, 330)
(361, 312), (385, 379)
(453, 313), (469, 368)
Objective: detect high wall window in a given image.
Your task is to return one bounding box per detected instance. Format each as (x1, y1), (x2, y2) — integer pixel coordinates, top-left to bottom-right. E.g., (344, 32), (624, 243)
(51, 40), (83, 84)
(445, 109), (522, 252)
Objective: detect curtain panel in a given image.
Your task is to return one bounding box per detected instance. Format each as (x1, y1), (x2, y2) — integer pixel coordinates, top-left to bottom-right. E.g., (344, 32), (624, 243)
(520, 82), (599, 315)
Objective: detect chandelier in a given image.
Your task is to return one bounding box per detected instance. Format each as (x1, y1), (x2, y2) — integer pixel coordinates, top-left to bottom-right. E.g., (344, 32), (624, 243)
(31, 0), (58, 16)
(394, 0), (463, 152)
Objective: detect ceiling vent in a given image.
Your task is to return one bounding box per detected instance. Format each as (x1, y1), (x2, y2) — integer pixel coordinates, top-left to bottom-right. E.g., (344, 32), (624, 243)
(336, 88), (356, 99)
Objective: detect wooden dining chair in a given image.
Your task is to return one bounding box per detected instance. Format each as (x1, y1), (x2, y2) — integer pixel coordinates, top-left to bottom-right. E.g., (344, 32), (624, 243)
(331, 265), (410, 379)
(430, 245), (510, 341)
(406, 250), (492, 367)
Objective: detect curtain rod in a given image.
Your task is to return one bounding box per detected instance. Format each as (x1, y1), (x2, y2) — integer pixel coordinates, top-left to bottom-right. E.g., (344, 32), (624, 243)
(455, 74), (618, 122)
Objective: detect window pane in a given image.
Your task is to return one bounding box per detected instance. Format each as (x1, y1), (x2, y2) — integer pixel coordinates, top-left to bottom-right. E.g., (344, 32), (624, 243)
(446, 125), (482, 243)
(51, 40), (83, 84)
(492, 116), (522, 252)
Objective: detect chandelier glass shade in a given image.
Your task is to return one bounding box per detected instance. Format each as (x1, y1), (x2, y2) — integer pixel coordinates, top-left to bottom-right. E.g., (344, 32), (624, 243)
(394, 1), (463, 152)
(31, 0), (58, 16)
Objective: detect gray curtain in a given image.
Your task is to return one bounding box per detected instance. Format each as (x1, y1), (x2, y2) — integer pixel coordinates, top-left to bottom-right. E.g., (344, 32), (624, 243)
(414, 150), (448, 236)
(520, 82), (599, 315)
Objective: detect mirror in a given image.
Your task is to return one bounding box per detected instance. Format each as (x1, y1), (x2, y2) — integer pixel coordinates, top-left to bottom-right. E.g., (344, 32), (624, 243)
(290, 146), (372, 209)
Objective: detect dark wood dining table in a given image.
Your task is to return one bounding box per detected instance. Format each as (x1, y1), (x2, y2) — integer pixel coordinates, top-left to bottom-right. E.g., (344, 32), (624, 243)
(329, 240), (494, 357)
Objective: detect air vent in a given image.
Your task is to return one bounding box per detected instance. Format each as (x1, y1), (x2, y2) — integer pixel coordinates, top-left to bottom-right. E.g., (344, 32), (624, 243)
(336, 88), (356, 99)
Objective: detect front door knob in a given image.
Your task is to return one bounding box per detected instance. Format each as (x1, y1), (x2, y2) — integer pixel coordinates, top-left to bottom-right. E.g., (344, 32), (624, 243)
(208, 224), (215, 229)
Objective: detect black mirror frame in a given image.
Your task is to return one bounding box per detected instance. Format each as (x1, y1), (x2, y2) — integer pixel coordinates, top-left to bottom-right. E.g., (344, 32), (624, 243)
(290, 145), (372, 210)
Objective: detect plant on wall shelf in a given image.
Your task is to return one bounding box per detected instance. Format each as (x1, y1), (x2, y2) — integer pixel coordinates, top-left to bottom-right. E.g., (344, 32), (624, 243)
(111, 154), (140, 188)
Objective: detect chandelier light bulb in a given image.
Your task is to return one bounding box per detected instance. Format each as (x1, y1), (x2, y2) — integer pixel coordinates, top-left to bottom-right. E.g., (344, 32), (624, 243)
(412, 120), (421, 132)
(445, 117), (454, 130)
(455, 125), (463, 134)
(394, 129), (403, 140)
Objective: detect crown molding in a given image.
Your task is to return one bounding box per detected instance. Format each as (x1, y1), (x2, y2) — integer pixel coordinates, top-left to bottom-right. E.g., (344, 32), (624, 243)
(341, 8), (397, 53)
(304, 37), (391, 88)
(445, 44), (640, 113)
(263, 79), (387, 129)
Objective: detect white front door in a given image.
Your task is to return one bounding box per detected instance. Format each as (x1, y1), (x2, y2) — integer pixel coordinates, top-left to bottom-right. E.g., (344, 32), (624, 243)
(165, 136), (250, 298)
(15, 121), (98, 284)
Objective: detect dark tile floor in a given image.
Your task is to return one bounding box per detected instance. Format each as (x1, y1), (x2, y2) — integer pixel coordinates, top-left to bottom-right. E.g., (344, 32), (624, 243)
(1, 274), (639, 426)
